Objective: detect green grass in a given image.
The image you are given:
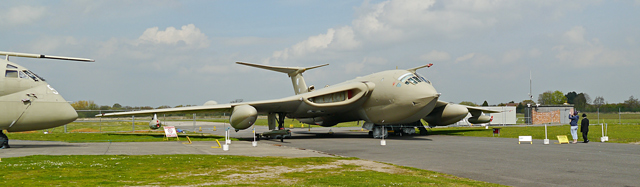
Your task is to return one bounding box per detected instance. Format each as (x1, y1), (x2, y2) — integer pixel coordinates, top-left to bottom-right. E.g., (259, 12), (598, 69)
(0, 155), (502, 187)
(425, 124), (640, 143)
(42, 121), (157, 133)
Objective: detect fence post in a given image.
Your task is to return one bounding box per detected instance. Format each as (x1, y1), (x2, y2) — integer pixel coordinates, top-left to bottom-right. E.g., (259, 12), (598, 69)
(132, 116), (135, 132)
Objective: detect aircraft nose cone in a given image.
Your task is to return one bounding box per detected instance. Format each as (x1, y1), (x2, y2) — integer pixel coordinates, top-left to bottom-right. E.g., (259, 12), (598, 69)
(413, 84), (439, 105)
(57, 103), (79, 124)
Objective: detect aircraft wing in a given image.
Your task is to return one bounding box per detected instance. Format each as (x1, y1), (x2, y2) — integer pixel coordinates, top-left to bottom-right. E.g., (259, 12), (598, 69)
(97, 80), (374, 118)
(435, 100), (501, 114)
(423, 100), (501, 125)
(95, 97), (303, 118)
(465, 105), (502, 115)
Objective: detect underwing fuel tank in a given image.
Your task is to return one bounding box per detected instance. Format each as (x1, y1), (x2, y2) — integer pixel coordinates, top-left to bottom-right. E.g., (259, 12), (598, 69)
(468, 115), (492, 124)
(422, 103), (469, 126)
(149, 114), (162, 129)
(229, 105), (257, 130)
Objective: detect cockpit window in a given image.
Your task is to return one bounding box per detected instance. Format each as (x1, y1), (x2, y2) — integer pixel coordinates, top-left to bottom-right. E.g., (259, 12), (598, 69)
(5, 70), (18, 78)
(398, 72), (430, 86)
(6, 64), (18, 69)
(22, 70), (45, 81)
(415, 72), (431, 84)
(19, 71), (29, 79)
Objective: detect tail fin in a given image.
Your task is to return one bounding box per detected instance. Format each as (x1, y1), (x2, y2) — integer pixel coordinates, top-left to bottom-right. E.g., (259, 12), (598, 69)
(236, 62), (329, 95)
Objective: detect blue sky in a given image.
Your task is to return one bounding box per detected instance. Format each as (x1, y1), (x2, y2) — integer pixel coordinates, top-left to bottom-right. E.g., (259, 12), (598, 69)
(2, 0), (640, 107)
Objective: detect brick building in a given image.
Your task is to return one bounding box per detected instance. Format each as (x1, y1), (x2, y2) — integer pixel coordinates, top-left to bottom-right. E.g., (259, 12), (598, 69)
(524, 105), (574, 124)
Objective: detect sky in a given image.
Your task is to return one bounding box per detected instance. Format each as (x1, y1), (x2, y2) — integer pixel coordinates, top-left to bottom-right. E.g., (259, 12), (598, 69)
(2, 0), (640, 107)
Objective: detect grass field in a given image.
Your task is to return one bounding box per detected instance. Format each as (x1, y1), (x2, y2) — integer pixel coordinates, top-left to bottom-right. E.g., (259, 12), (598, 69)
(6, 120), (234, 142)
(0, 155), (502, 187)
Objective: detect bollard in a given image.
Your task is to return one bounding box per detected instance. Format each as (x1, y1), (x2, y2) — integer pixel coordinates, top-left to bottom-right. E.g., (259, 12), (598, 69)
(543, 124), (549, 145)
(222, 144), (229, 151)
(380, 139), (386, 146)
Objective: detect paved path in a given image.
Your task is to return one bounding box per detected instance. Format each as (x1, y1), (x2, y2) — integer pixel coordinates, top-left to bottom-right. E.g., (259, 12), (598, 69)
(259, 128), (640, 187)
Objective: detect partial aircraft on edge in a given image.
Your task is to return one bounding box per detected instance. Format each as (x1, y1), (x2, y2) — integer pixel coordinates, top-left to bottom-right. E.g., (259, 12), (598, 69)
(0, 51), (94, 148)
(97, 62), (498, 140)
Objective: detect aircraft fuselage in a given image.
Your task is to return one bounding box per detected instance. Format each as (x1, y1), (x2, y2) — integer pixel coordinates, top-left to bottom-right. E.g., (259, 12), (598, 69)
(294, 69), (439, 126)
(0, 59), (78, 132)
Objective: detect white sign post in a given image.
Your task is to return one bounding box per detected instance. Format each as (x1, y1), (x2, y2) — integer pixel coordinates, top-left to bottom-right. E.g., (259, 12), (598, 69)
(601, 123), (609, 142)
(252, 127), (257, 147)
(223, 127), (230, 151)
(380, 126), (386, 146)
(543, 124), (549, 145)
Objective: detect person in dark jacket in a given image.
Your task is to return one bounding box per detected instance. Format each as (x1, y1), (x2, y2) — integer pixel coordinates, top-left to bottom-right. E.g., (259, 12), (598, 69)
(569, 111), (579, 144)
(581, 113), (589, 143)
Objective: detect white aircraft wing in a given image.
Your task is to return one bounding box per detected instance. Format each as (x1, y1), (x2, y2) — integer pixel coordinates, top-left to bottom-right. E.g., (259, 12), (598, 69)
(95, 97), (303, 117)
(435, 100), (501, 114)
(465, 105), (502, 114)
(96, 80), (373, 118)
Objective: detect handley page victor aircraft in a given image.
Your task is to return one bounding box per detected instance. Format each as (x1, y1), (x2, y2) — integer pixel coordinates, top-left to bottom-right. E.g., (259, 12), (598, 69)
(1, 51), (94, 148)
(97, 62), (498, 139)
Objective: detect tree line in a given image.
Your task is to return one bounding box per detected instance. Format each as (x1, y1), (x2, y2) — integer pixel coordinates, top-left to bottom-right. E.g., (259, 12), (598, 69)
(70, 101), (202, 118)
(459, 90), (639, 113)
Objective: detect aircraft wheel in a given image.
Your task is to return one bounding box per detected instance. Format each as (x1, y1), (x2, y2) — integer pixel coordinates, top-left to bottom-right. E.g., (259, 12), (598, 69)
(418, 126), (428, 135)
(372, 126), (388, 139)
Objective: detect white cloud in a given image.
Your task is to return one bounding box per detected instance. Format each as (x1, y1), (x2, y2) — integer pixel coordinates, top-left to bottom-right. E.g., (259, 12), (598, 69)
(28, 36), (82, 53)
(563, 26), (587, 44)
(553, 26), (631, 67)
(265, 0), (602, 68)
(137, 24), (209, 48)
(455, 53), (475, 63)
(528, 48), (542, 58)
(0, 6), (46, 25)
(502, 49), (523, 63)
(420, 50), (451, 61)
(343, 57), (388, 73)
(267, 26), (359, 63)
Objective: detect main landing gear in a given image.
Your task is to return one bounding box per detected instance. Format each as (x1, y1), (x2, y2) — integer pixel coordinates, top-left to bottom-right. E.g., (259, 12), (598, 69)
(0, 130), (10, 149)
(259, 113), (291, 142)
(366, 121), (429, 139)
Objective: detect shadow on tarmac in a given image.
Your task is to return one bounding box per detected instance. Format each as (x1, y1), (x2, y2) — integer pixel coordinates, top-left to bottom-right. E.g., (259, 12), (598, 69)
(248, 131), (434, 143)
(5, 144), (77, 149)
(425, 128), (487, 136)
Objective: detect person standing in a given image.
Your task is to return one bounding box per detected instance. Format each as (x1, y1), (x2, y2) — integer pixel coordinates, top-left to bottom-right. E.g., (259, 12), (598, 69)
(569, 111), (579, 144)
(581, 113), (590, 143)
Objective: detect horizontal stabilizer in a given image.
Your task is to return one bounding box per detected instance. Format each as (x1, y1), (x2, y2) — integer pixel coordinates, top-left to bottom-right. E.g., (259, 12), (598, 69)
(236, 62), (328, 77)
(236, 62), (329, 94)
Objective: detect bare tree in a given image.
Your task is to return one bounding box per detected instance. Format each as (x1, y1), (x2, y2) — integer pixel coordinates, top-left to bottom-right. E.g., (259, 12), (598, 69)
(593, 96), (605, 108)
